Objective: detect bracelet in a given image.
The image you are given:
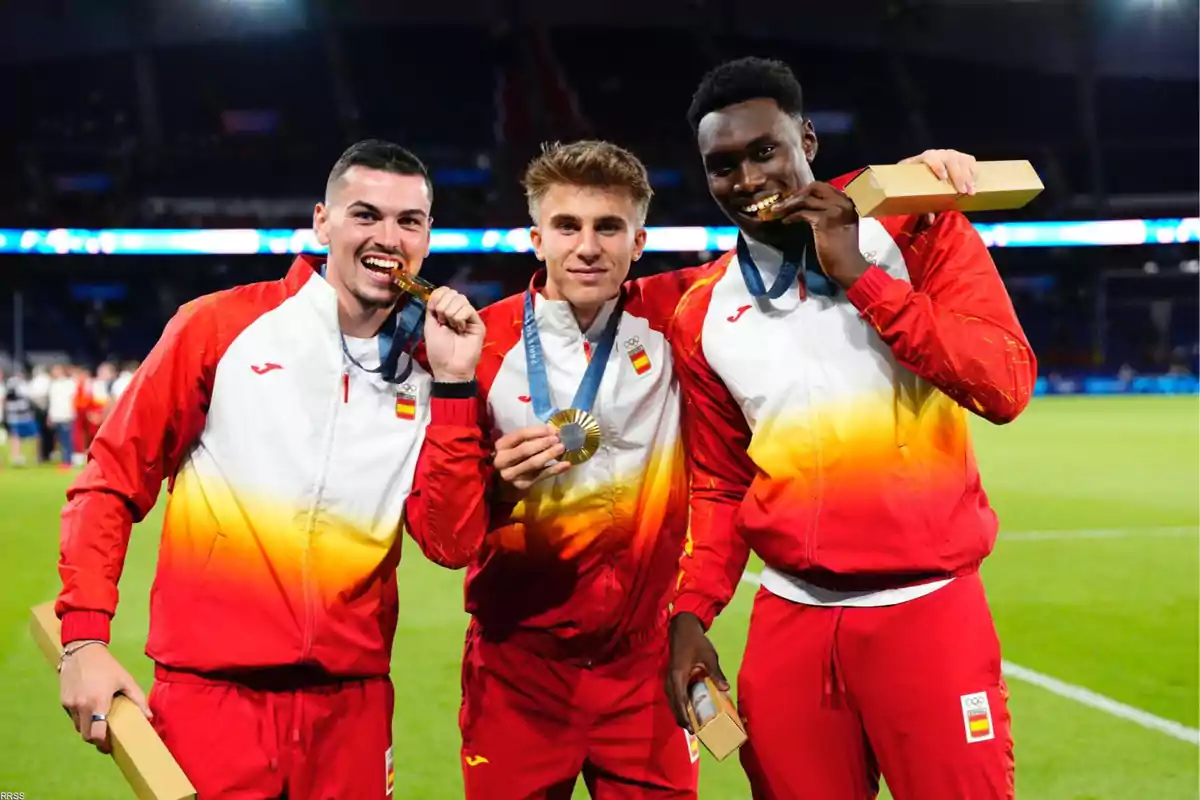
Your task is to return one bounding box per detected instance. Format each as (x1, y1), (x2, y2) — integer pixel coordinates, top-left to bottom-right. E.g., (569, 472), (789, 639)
(432, 380), (478, 399)
(57, 639), (107, 672)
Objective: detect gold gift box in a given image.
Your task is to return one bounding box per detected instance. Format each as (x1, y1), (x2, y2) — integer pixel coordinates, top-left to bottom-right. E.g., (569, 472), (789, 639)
(844, 159), (1044, 217)
(685, 675), (748, 762)
(30, 602), (197, 800)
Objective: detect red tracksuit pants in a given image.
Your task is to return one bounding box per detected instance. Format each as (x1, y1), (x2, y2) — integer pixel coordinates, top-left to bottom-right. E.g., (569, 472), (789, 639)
(458, 625), (700, 799)
(737, 572), (1014, 800)
(148, 666), (395, 800)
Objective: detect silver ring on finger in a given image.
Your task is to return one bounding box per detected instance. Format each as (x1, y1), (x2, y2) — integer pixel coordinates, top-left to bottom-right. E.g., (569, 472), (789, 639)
(91, 713), (107, 722)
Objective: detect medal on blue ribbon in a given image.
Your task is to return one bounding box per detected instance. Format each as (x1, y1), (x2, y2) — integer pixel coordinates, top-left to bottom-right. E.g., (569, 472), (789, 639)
(324, 262), (425, 383)
(376, 269), (433, 382)
(521, 289), (623, 465)
(375, 297), (425, 383)
(736, 234), (837, 298)
(392, 269), (435, 303)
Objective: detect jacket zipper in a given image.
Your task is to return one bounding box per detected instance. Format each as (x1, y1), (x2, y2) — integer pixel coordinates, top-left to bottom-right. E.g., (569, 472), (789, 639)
(300, 367), (348, 660)
(797, 300), (821, 566)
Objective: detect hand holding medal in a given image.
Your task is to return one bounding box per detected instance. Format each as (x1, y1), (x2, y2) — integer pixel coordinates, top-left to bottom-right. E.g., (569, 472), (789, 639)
(733, 180), (863, 296)
(391, 266), (478, 337)
(350, 264), (481, 385)
(738, 150), (994, 293)
(492, 425), (573, 491)
(420, 281), (485, 385)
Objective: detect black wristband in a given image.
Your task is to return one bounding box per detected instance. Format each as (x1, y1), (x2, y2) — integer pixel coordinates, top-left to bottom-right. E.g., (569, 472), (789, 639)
(431, 380), (478, 399)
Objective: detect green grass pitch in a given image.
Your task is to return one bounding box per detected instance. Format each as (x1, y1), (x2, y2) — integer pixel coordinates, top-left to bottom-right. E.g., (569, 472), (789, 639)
(0, 396), (1196, 798)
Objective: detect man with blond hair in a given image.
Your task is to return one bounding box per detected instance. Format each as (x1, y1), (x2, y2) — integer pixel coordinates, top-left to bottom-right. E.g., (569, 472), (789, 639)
(455, 138), (975, 799)
(459, 139), (702, 799)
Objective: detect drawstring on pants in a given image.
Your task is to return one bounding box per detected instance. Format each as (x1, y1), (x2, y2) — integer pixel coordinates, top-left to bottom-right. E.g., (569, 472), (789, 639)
(293, 692), (302, 745)
(822, 607), (849, 709)
(262, 692), (279, 772)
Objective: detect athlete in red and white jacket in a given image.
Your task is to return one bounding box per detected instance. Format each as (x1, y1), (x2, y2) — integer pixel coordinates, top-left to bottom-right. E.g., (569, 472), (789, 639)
(459, 141), (703, 799)
(666, 59), (1036, 800)
(55, 141), (490, 800)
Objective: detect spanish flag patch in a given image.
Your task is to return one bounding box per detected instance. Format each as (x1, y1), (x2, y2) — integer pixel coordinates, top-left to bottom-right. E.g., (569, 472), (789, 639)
(960, 691), (995, 743)
(625, 337), (652, 376)
(395, 384), (417, 420)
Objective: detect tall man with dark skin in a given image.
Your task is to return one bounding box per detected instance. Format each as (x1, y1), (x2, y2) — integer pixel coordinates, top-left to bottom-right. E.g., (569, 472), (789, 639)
(666, 58), (1035, 799)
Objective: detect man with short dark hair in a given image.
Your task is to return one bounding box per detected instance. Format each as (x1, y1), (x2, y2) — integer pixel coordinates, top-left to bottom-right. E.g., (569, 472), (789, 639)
(666, 58), (1034, 799)
(327, 138), (436, 200)
(55, 139), (492, 799)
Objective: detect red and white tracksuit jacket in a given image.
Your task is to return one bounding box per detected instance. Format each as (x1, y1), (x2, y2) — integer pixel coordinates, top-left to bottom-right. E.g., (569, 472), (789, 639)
(669, 199), (1037, 626)
(55, 255), (489, 678)
(467, 269), (699, 663)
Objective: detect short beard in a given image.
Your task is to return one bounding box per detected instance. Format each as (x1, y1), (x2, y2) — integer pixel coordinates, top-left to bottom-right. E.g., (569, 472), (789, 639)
(352, 286), (400, 311)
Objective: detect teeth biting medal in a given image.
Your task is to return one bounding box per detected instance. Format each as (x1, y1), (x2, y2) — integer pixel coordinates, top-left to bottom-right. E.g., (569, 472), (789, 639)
(521, 286), (623, 466)
(748, 192), (788, 220)
(389, 266), (435, 302)
(327, 259), (425, 384)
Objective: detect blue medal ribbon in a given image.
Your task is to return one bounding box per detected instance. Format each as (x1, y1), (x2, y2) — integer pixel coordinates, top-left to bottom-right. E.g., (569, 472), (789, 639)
(522, 288), (623, 422)
(323, 262), (425, 383)
(736, 233), (837, 298)
(377, 297), (425, 383)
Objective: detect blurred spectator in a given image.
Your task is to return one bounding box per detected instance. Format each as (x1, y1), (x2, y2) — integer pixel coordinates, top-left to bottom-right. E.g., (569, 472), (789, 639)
(111, 361), (138, 400)
(4, 368), (37, 466)
(71, 365), (98, 466)
(92, 362), (116, 406)
(26, 364), (54, 462)
(47, 364), (77, 468)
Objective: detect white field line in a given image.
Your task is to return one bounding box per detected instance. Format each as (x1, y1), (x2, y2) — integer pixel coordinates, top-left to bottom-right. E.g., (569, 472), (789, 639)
(997, 661), (1199, 745)
(999, 526), (1197, 542)
(739, 565), (1200, 746)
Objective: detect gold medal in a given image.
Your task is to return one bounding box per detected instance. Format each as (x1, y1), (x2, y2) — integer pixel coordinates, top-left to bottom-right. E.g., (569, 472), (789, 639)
(752, 192), (791, 221)
(391, 268), (435, 302)
(548, 408), (602, 465)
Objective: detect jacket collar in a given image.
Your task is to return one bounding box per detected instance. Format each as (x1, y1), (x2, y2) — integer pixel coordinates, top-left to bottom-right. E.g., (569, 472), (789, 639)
(287, 254), (341, 339)
(289, 253), (414, 333)
(287, 253), (326, 293)
(526, 269), (622, 342)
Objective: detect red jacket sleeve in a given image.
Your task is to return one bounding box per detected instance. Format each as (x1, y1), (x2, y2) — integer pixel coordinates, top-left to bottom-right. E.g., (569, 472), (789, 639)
(56, 299), (218, 645)
(846, 211), (1038, 424)
(403, 389), (491, 569)
(669, 280), (756, 631)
